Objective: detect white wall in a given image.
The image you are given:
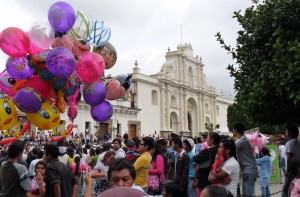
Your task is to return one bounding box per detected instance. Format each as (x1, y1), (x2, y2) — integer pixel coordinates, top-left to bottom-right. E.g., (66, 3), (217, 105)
(136, 82), (161, 137)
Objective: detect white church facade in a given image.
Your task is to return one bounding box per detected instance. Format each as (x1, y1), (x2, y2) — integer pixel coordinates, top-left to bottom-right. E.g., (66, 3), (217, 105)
(13, 43), (233, 139)
(59, 43), (233, 139)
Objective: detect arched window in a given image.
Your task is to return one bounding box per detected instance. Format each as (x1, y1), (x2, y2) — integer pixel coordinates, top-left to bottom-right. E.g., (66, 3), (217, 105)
(151, 90), (158, 105)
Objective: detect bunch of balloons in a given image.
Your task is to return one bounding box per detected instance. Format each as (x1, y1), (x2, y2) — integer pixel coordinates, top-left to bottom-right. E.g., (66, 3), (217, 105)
(0, 1), (132, 142)
(245, 132), (268, 155)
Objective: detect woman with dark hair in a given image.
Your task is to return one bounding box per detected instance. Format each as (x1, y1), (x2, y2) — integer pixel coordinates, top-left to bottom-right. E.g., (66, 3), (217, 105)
(148, 142), (165, 195)
(193, 132), (220, 196)
(200, 185), (234, 197)
(70, 156), (87, 178)
(70, 156), (87, 195)
(30, 160), (47, 196)
(161, 182), (181, 197)
(91, 150), (116, 196)
(208, 140), (240, 196)
(255, 146), (272, 197)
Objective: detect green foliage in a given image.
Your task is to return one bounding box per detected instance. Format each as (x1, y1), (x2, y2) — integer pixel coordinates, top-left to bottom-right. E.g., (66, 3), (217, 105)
(205, 123), (214, 132)
(217, 0), (300, 125)
(227, 103), (285, 134)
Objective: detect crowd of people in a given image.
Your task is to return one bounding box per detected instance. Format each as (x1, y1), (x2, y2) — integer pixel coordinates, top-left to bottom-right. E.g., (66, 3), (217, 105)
(0, 123), (300, 197)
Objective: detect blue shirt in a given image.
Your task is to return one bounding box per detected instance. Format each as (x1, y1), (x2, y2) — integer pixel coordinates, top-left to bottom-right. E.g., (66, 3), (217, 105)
(188, 151), (195, 179)
(255, 156), (272, 179)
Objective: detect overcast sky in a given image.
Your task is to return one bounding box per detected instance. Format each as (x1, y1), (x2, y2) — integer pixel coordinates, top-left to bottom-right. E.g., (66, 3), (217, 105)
(0, 0), (253, 99)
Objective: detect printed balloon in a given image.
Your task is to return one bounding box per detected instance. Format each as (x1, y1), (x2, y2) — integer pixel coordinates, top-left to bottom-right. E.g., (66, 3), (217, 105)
(28, 21), (55, 49)
(46, 47), (76, 79)
(105, 74), (132, 100)
(0, 94), (18, 130)
(26, 99), (61, 130)
(0, 71), (18, 97)
(0, 27), (30, 57)
(69, 10), (93, 40)
(48, 2), (76, 33)
(83, 82), (106, 106)
(6, 56), (34, 80)
(76, 52), (105, 83)
(14, 87), (43, 113)
(90, 100), (113, 123)
(87, 20), (111, 47)
(26, 75), (56, 100)
(93, 42), (117, 69)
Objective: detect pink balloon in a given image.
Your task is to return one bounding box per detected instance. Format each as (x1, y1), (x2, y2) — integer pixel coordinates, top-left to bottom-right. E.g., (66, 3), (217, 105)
(52, 34), (74, 53)
(0, 27), (30, 57)
(68, 104), (77, 122)
(105, 78), (126, 100)
(76, 52), (105, 83)
(29, 40), (45, 55)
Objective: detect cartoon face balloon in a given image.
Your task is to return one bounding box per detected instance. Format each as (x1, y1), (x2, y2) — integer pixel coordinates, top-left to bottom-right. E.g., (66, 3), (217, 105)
(0, 71), (18, 97)
(93, 42), (117, 69)
(26, 99), (61, 130)
(0, 95), (18, 130)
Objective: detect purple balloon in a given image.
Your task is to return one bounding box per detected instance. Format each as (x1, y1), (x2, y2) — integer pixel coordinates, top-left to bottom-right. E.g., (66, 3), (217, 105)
(6, 57), (34, 80)
(83, 82), (106, 106)
(46, 47), (76, 79)
(14, 87), (43, 113)
(90, 100), (113, 122)
(48, 2), (76, 33)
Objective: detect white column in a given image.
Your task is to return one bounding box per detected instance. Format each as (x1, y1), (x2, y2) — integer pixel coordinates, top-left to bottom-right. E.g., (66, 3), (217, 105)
(160, 84), (166, 130)
(201, 95), (205, 132)
(183, 90), (187, 131)
(166, 84), (170, 130)
(179, 88), (184, 132)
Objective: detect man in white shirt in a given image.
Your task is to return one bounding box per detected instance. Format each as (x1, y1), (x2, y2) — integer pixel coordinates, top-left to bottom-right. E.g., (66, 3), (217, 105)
(112, 138), (126, 159)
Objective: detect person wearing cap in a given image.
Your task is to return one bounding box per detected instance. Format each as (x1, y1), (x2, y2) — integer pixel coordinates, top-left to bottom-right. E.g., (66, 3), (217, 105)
(183, 138), (196, 197)
(126, 140), (140, 164)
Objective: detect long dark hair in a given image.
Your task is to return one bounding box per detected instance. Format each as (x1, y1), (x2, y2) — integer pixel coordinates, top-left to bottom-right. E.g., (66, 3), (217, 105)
(151, 142), (163, 163)
(74, 156), (81, 176)
(221, 140), (237, 159)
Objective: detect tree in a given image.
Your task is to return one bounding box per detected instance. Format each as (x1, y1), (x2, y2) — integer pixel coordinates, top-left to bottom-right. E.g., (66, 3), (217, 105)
(227, 103), (285, 134)
(216, 0), (300, 125)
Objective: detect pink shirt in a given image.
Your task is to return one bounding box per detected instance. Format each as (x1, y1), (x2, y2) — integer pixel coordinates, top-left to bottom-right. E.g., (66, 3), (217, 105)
(70, 163), (87, 176)
(201, 141), (210, 150)
(148, 154), (165, 182)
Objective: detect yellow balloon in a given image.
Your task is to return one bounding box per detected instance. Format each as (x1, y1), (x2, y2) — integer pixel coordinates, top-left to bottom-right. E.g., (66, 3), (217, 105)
(52, 120), (66, 136)
(7, 121), (22, 137)
(0, 95), (18, 130)
(26, 100), (60, 130)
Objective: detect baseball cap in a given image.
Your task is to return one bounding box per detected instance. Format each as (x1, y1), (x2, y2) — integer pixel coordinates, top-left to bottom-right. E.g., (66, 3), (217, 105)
(127, 140), (135, 147)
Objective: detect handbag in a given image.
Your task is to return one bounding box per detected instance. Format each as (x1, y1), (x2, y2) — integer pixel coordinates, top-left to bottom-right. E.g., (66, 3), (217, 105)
(198, 149), (211, 169)
(147, 174), (160, 192)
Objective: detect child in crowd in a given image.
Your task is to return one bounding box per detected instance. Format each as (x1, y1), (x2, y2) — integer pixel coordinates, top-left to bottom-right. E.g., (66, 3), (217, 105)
(255, 147), (272, 197)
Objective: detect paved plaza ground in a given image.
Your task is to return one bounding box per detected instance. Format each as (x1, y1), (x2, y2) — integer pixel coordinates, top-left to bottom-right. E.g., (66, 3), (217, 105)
(251, 173), (284, 197)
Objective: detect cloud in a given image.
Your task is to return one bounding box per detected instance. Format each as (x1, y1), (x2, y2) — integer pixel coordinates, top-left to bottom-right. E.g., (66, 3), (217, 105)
(0, 0), (253, 98)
